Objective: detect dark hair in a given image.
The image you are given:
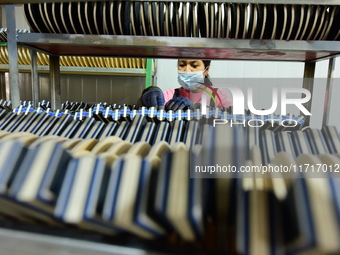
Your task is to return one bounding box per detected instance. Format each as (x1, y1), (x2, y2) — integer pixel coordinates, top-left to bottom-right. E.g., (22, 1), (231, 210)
(177, 59), (211, 68)
(202, 60), (211, 68)
(202, 60), (212, 85)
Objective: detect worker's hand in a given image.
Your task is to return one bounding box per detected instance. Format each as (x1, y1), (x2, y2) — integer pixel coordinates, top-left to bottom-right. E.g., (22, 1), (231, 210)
(165, 97), (192, 111)
(142, 88), (165, 109)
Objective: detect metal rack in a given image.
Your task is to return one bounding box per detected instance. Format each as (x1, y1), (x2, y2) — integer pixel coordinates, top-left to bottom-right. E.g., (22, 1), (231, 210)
(13, 32), (340, 124)
(1, 1), (340, 254)
(1, 0), (340, 4)
(4, 5), (155, 109)
(3, 0), (339, 124)
(0, 64), (149, 75)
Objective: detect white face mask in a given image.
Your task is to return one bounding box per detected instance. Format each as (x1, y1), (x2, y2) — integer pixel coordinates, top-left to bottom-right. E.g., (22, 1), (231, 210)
(177, 69), (206, 90)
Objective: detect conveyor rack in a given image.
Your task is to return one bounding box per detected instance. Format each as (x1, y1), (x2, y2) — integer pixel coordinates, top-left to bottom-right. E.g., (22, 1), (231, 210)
(2, 1), (338, 125)
(1, 1), (340, 254)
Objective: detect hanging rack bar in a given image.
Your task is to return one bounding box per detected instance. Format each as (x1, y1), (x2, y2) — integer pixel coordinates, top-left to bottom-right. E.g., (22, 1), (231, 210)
(323, 58), (336, 126)
(17, 33), (340, 62)
(31, 50), (39, 108)
(5, 4), (20, 108)
(50, 55), (60, 110)
(301, 61), (316, 127)
(1, 0), (340, 4)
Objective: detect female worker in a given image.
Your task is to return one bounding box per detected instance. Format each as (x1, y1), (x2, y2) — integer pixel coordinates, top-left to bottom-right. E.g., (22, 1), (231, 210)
(138, 59), (233, 111)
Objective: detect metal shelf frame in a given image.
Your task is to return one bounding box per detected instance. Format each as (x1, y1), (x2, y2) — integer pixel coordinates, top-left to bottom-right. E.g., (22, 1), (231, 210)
(4, 3), (340, 120)
(1, 0), (340, 5)
(0, 228), (170, 255)
(1, 1), (340, 254)
(14, 34), (340, 126)
(3, 1), (339, 122)
(0, 62), (152, 109)
(0, 64), (149, 75)
(17, 33), (340, 62)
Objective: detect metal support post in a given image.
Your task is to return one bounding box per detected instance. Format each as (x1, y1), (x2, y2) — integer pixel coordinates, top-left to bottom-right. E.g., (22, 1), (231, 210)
(50, 55), (60, 110)
(0, 73), (6, 100)
(322, 58), (335, 126)
(5, 5), (20, 108)
(301, 61), (316, 126)
(31, 50), (39, 108)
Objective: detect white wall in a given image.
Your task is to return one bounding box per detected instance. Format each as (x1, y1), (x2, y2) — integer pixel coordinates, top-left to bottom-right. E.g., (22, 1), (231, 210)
(155, 58), (340, 130)
(1, 6), (30, 30)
